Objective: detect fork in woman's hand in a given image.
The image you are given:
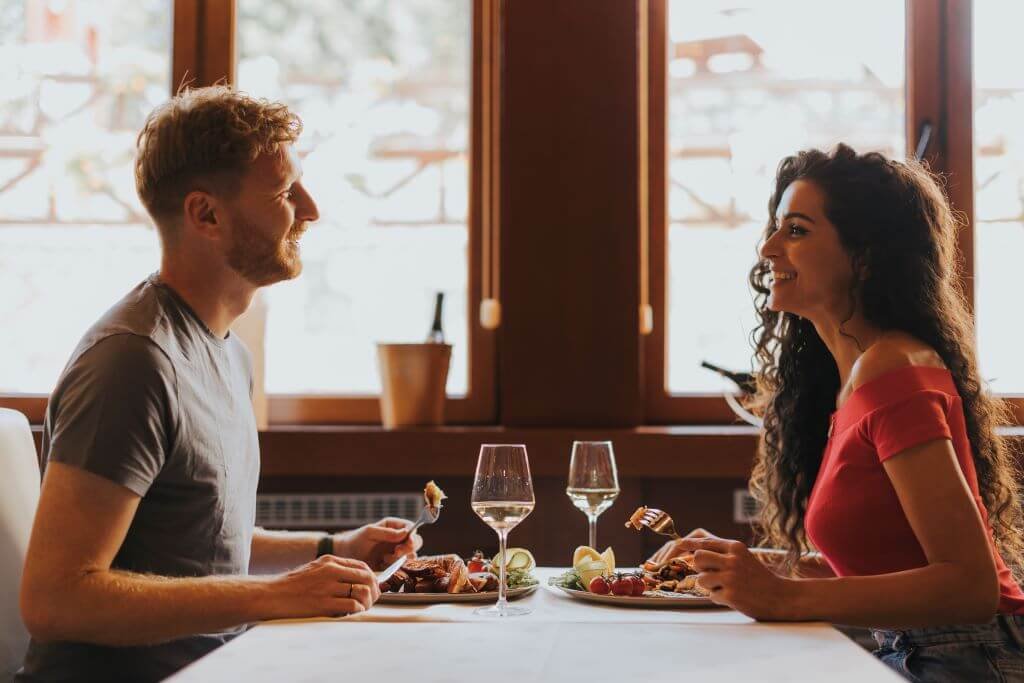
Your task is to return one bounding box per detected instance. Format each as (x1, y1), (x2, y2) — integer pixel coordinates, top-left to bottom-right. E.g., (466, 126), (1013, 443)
(625, 506), (681, 539)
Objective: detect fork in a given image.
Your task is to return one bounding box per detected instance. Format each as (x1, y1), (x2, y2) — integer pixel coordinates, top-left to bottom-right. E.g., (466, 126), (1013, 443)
(399, 503), (441, 543)
(627, 506), (681, 540)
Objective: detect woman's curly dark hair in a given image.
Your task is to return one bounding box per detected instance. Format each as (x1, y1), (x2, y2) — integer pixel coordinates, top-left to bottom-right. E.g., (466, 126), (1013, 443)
(747, 143), (1023, 577)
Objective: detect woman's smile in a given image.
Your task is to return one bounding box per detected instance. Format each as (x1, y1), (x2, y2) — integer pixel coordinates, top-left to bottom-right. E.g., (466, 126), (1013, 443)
(770, 270), (797, 285)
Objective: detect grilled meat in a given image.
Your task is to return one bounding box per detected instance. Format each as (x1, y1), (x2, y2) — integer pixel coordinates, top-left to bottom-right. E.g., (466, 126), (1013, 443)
(381, 554), (482, 594)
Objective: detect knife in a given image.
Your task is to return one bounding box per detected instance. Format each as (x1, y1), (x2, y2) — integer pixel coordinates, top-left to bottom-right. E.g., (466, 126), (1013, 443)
(376, 555), (408, 584)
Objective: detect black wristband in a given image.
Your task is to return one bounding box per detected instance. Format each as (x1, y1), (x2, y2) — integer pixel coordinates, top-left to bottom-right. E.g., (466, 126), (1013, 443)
(316, 534), (334, 558)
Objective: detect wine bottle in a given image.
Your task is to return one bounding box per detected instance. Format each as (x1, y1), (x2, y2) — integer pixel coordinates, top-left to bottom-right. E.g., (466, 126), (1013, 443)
(427, 292), (445, 343)
(700, 360), (757, 395)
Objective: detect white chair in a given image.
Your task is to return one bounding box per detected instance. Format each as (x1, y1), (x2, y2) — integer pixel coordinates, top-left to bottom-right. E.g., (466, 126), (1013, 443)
(0, 409), (39, 681)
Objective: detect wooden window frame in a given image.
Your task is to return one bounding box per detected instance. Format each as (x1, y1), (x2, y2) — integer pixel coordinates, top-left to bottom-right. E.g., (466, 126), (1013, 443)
(171, 0), (236, 90)
(643, 0), (1024, 425)
(642, 0), (735, 424)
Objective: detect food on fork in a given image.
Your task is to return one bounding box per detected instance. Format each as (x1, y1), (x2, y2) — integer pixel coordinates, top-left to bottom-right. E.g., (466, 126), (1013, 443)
(625, 506), (648, 530)
(622, 505), (679, 536)
(424, 480), (447, 511)
(625, 506), (680, 538)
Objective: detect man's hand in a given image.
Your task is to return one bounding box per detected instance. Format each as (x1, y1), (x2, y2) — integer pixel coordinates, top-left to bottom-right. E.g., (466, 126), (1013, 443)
(265, 555), (380, 618)
(334, 517), (422, 570)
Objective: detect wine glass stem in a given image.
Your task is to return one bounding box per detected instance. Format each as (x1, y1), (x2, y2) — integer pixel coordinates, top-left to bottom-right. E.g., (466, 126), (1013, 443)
(496, 528), (509, 611)
(588, 514), (598, 549)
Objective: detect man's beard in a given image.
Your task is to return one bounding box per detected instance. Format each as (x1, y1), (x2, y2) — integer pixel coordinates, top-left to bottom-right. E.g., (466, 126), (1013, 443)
(226, 222), (307, 287)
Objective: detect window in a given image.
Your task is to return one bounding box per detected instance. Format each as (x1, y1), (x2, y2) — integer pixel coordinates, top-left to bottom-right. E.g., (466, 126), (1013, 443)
(2, 1), (1015, 428)
(0, 0), (169, 394)
(0, 0), (495, 425)
(236, 2), (473, 397)
(661, 0), (905, 395)
(648, 0), (1022, 422)
(974, 1), (1024, 394)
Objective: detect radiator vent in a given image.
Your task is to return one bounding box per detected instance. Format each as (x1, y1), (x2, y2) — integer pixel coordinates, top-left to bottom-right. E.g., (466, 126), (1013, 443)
(256, 492), (424, 530)
(733, 489), (761, 524)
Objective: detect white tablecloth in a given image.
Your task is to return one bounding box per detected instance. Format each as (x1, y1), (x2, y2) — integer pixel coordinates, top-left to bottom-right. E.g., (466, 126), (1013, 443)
(169, 568), (902, 682)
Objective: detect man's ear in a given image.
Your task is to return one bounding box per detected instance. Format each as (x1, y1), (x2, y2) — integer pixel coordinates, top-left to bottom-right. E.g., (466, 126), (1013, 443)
(182, 190), (222, 240)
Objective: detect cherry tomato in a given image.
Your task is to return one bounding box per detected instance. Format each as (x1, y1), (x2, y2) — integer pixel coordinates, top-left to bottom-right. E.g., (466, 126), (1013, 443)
(467, 559), (486, 573)
(630, 576), (646, 596)
(588, 576), (610, 595)
(610, 577), (632, 596)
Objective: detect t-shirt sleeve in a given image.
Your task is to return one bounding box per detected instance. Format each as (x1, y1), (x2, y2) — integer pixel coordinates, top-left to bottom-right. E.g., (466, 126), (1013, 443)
(862, 389), (953, 462)
(46, 334), (178, 496)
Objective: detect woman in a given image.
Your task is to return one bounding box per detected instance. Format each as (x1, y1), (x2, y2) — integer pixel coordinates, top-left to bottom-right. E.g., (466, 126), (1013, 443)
(654, 144), (1024, 681)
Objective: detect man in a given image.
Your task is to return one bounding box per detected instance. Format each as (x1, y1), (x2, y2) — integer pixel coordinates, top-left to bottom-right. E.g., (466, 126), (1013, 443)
(17, 86), (421, 682)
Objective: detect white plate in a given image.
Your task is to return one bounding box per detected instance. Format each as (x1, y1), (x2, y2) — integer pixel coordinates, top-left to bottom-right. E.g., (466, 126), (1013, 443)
(552, 585), (719, 608)
(378, 584), (539, 604)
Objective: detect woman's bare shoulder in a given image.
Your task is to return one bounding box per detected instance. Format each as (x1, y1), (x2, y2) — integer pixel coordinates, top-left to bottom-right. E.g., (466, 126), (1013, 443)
(850, 332), (946, 390)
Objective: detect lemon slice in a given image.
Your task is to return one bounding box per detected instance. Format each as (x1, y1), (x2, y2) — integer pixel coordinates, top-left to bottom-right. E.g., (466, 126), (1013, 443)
(507, 548), (535, 571)
(572, 545), (601, 568)
(576, 559), (609, 588)
(600, 547), (616, 574)
(492, 548), (536, 572)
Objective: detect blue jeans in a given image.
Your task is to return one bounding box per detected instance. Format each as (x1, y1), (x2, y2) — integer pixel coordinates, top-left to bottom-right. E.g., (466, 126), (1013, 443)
(873, 615), (1024, 682)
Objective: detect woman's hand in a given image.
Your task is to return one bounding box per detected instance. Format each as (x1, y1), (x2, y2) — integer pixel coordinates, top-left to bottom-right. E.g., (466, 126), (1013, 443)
(673, 536), (800, 621)
(648, 527), (718, 564)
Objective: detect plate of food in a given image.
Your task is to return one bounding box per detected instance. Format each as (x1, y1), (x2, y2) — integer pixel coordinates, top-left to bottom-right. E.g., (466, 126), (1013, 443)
(548, 545), (718, 608)
(379, 549), (539, 604)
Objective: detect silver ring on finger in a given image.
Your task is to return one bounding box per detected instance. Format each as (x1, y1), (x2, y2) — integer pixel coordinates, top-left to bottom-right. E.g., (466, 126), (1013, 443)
(343, 583), (352, 598)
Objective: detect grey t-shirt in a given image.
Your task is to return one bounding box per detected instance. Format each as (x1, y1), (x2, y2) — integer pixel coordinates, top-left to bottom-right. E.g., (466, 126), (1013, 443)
(18, 274), (261, 682)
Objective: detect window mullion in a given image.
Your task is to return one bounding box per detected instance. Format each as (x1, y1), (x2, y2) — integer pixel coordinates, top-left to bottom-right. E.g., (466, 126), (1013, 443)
(906, 0), (974, 312)
(172, 0), (235, 91)
(943, 0), (975, 314)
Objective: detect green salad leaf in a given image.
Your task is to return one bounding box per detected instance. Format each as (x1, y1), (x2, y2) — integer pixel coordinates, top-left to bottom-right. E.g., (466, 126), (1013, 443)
(548, 568), (585, 591)
(504, 568), (538, 589)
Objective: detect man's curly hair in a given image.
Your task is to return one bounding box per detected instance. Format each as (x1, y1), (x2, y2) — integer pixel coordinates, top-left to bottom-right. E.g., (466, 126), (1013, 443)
(134, 85), (301, 234)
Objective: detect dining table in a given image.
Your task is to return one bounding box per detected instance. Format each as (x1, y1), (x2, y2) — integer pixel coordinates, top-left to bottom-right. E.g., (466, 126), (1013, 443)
(168, 568), (903, 682)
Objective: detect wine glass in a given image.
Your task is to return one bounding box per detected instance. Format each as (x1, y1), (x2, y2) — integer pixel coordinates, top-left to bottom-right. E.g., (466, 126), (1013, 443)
(566, 440), (619, 548)
(470, 444), (535, 617)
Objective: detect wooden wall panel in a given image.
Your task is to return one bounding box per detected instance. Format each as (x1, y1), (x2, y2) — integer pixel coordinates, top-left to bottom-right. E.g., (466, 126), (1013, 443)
(257, 426), (760, 479)
(500, 0), (642, 426)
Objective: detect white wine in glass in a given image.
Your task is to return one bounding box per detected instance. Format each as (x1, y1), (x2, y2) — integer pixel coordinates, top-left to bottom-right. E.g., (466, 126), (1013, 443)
(566, 441), (619, 548)
(565, 487), (619, 517)
(471, 444), (535, 617)
(469, 502), (535, 530)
